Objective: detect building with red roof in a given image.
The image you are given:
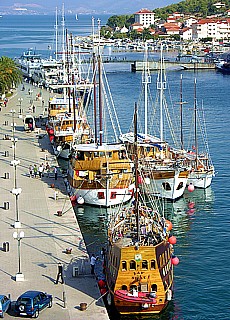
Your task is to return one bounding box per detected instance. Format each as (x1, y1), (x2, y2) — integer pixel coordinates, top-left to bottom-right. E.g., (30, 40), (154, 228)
(134, 8), (155, 28)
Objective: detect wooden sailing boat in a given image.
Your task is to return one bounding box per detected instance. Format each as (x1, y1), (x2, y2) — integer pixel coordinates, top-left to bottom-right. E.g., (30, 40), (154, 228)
(120, 44), (189, 200)
(67, 21), (134, 206)
(46, 27), (93, 159)
(186, 78), (215, 188)
(105, 103), (179, 314)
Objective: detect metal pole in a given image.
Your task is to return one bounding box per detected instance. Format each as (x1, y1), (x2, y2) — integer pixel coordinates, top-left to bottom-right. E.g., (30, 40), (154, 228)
(16, 194), (19, 222)
(18, 238), (21, 274)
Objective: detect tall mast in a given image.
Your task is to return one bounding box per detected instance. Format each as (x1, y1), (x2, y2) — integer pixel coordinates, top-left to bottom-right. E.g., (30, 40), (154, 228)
(97, 19), (103, 146)
(143, 42), (151, 137)
(194, 78), (198, 168)
(92, 16), (98, 144)
(55, 7), (58, 61)
(70, 33), (76, 132)
(61, 3), (67, 85)
(93, 52), (97, 143)
(180, 74), (184, 150)
(157, 44), (166, 143)
(134, 102), (140, 242)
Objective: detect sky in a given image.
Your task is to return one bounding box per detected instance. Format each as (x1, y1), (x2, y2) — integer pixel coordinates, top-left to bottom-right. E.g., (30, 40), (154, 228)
(0, 0), (180, 14)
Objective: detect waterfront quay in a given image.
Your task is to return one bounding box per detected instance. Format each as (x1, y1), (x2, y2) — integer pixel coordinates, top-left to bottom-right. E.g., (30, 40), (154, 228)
(131, 60), (216, 71)
(0, 84), (109, 319)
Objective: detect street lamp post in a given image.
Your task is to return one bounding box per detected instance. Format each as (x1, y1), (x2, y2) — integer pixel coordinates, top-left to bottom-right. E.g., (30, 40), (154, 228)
(11, 184), (22, 229)
(13, 230), (25, 281)
(10, 109), (22, 228)
(18, 98), (23, 114)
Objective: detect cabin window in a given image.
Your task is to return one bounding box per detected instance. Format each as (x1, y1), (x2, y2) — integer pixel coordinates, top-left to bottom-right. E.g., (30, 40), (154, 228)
(77, 152), (84, 160)
(110, 192), (117, 199)
(121, 285), (127, 290)
(130, 285), (138, 292)
(99, 152), (105, 157)
(98, 192), (105, 199)
(162, 182), (171, 191)
(141, 260), (148, 270)
(121, 261), (127, 271)
(94, 152), (99, 157)
(151, 284), (157, 292)
(150, 260), (156, 270)
(130, 260), (136, 270)
(140, 283), (148, 292)
(176, 182), (184, 190)
(107, 152), (112, 158)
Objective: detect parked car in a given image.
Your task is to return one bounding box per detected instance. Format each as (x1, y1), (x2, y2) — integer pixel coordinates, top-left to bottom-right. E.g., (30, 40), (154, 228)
(0, 295), (11, 318)
(15, 291), (52, 318)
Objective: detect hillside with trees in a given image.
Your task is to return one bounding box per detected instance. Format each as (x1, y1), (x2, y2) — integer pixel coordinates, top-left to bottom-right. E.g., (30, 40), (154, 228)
(154, 0), (230, 20)
(106, 0), (230, 28)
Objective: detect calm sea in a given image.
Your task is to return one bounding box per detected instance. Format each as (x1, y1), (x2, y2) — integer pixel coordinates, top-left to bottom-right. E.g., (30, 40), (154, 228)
(1, 14), (230, 320)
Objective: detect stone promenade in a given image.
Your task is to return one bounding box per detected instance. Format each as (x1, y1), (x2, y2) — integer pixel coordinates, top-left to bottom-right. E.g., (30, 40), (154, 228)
(0, 82), (109, 320)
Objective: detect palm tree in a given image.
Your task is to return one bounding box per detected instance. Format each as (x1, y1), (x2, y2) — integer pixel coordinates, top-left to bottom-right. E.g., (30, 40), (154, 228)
(0, 56), (22, 95)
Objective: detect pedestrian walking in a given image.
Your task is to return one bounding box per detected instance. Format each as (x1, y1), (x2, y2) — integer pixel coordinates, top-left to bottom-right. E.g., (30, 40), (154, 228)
(55, 262), (64, 284)
(90, 254), (98, 275)
(38, 163), (44, 178)
(45, 162), (50, 177)
(54, 166), (58, 180)
(29, 165), (33, 178)
(33, 164), (38, 178)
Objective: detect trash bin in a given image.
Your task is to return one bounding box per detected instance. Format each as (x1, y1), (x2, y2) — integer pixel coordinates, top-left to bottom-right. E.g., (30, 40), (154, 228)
(3, 202), (9, 210)
(3, 242), (9, 252)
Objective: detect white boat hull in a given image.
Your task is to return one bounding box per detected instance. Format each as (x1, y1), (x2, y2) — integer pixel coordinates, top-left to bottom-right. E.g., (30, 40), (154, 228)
(187, 171), (213, 189)
(141, 170), (188, 200)
(70, 185), (134, 207)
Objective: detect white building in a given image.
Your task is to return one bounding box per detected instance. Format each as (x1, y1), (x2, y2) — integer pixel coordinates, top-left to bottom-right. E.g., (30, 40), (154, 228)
(134, 8), (155, 28)
(184, 16), (198, 28)
(192, 18), (230, 40)
(120, 25), (129, 33)
(180, 27), (193, 40)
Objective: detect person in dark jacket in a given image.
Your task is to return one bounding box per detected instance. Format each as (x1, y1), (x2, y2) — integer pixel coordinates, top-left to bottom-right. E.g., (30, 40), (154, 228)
(55, 262), (64, 284)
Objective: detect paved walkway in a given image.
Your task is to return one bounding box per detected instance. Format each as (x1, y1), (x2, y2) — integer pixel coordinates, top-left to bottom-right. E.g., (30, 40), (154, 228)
(0, 83), (109, 319)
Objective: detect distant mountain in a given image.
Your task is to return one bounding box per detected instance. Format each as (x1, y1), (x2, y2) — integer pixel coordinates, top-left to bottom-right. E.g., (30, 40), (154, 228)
(0, 0), (181, 15)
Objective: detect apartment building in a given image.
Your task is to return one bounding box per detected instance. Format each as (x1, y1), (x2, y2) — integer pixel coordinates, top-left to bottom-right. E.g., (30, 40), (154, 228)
(134, 8), (155, 28)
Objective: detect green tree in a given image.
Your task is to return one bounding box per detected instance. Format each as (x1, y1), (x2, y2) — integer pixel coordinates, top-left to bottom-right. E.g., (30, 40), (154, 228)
(0, 57), (22, 95)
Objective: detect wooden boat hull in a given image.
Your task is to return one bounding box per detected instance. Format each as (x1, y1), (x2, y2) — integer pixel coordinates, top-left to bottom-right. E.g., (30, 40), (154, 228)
(114, 292), (168, 314)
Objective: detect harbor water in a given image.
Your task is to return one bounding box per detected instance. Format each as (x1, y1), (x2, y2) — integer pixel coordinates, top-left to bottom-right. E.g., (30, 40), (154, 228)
(1, 14), (230, 320)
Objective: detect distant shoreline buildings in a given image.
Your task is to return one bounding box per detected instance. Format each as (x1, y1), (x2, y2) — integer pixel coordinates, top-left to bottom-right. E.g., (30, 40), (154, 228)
(115, 5), (230, 42)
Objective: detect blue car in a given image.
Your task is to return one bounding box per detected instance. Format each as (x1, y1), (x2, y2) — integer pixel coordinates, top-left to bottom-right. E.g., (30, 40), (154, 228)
(0, 295), (11, 318)
(15, 290), (52, 318)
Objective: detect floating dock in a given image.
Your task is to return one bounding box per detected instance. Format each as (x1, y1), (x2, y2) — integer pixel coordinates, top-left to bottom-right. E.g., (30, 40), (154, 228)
(131, 60), (216, 72)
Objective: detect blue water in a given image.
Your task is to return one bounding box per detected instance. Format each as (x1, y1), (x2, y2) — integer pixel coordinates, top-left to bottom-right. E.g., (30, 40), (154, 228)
(1, 14), (230, 320)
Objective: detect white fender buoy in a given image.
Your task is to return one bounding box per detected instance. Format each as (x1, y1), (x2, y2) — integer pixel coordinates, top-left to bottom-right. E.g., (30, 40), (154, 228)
(77, 196), (84, 205)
